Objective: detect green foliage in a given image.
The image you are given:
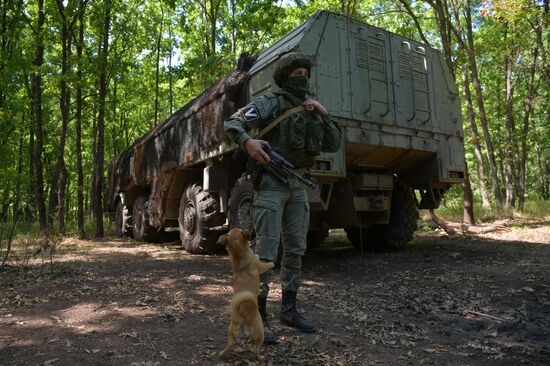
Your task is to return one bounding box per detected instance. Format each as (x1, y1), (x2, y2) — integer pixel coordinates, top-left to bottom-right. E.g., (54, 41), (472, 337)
(0, 0), (548, 239)
(433, 199), (550, 223)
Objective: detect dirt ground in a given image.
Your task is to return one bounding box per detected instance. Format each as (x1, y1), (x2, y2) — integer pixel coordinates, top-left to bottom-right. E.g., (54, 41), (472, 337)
(1, 217), (549, 366)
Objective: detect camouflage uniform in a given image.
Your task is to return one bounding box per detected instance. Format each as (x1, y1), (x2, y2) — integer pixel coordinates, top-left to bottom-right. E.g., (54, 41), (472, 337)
(224, 52), (341, 333)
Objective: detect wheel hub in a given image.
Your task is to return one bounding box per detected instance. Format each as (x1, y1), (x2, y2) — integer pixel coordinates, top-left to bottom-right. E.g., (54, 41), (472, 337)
(184, 201), (196, 234)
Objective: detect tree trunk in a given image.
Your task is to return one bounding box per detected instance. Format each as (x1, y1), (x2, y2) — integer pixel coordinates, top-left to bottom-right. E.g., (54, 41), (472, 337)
(518, 46), (539, 211)
(154, 6), (163, 126)
(230, 0), (236, 54)
(168, 20), (173, 115)
(399, 0), (432, 47)
(502, 25), (517, 208)
(91, 89), (98, 221)
(463, 163), (475, 225)
(1, 133), (24, 267)
(46, 173), (57, 226)
(76, 2), (85, 238)
(198, 0), (221, 57)
(209, 2), (216, 56)
(31, 0), (48, 233)
(93, 0), (111, 238)
(1, 0), (5, 108)
(57, 163), (68, 234)
(460, 63), (491, 207)
(535, 143), (549, 200)
(54, 0), (73, 234)
(430, 0), (454, 73)
(533, 0), (550, 83)
(0, 0), (8, 109)
(0, 189), (8, 222)
(111, 76), (118, 156)
(90, 33), (101, 222)
(428, 209), (457, 235)
(27, 91), (36, 222)
(464, 2), (502, 208)
(124, 111), (129, 146)
(65, 173), (70, 218)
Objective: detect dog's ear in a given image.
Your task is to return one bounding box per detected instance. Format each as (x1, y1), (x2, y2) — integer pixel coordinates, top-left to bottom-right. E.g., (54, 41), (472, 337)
(217, 234), (228, 246)
(241, 229), (250, 241)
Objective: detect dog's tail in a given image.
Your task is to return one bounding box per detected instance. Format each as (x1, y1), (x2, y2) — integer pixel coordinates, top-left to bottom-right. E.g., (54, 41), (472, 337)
(231, 291), (257, 321)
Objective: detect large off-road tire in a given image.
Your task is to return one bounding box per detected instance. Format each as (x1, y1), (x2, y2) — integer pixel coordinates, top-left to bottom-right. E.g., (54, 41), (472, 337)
(228, 175), (254, 233)
(115, 200), (132, 237)
(132, 195), (162, 242)
(178, 183), (224, 254)
(228, 174), (284, 263)
(306, 229), (329, 250)
(346, 182), (419, 251)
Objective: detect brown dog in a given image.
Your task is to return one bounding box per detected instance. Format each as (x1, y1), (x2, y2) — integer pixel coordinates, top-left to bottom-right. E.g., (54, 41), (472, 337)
(217, 228), (275, 360)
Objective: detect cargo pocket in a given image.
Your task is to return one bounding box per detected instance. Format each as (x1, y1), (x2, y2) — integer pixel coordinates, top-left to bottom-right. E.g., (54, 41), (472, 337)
(252, 197), (281, 261)
(252, 198), (280, 239)
(282, 200), (310, 257)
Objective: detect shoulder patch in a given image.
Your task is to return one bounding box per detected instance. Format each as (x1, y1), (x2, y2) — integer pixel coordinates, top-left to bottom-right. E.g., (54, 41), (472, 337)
(255, 94), (280, 119)
(240, 104), (260, 121)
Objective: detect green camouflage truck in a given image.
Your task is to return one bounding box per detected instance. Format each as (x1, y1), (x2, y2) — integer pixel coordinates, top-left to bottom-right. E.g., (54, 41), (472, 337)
(105, 11), (465, 254)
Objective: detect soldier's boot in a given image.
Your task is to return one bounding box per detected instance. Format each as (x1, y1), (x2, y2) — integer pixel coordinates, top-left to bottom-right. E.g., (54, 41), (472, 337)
(279, 290), (316, 333)
(258, 296), (277, 344)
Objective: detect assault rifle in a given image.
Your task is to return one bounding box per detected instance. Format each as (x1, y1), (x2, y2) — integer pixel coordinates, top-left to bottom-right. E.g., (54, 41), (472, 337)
(264, 147), (317, 190)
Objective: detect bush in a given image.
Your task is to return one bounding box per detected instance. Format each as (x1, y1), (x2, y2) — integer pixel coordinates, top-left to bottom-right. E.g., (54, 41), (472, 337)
(431, 199), (550, 223)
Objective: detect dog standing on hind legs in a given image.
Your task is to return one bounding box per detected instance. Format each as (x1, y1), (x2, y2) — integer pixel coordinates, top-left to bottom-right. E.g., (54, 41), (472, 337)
(218, 228), (275, 360)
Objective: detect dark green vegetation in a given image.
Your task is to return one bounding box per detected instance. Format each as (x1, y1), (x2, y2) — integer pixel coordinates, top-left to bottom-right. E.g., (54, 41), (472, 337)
(0, 1), (548, 255)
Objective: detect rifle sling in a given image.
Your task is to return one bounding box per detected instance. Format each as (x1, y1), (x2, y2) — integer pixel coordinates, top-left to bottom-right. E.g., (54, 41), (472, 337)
(255, 105), (305, 138)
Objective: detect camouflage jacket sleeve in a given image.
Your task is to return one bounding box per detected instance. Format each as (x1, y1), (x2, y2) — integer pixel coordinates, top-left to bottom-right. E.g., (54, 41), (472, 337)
(320, 113), (342, 153)
(223, 94), (279, 149)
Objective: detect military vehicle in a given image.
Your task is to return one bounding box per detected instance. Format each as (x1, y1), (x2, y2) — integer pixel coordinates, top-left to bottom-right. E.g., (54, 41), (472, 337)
(105, 11), (464, 254)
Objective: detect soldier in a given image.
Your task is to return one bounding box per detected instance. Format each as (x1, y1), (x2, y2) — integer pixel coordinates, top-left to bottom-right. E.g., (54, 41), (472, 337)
(223, 52), (342, 343)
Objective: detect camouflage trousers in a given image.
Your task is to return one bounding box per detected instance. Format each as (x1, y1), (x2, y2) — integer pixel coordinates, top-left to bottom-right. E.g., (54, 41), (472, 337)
(252, 172), (310, 298)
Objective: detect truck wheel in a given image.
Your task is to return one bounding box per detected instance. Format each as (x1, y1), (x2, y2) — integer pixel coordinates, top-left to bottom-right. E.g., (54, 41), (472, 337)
(228, 175), (254, 233)
(346, 182), (419, 251)
(178, 183), (224, 254)
(115, 200), (132, 237)
(228, 175), (282, 262)
(132, 195), (162, 242)
(307, 229), (329, 249)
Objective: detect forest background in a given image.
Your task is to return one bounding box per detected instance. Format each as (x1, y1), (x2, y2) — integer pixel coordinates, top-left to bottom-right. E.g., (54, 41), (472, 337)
(0, 0), (548, 247)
